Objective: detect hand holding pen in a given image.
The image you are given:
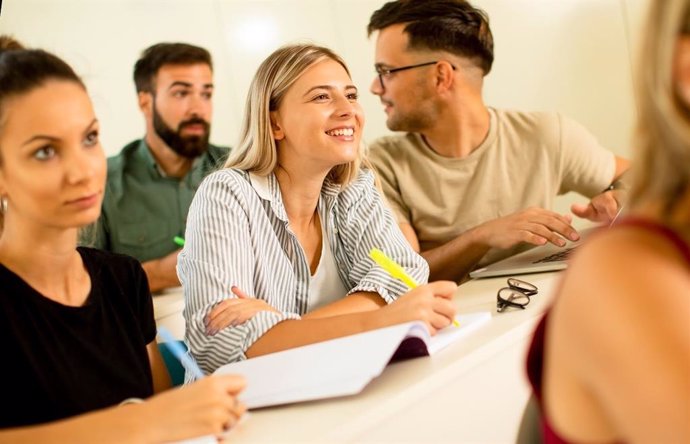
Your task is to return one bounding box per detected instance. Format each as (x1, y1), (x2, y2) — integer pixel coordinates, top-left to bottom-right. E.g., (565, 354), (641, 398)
(369, 248), (460, 329)
(137, 327), (247, 441)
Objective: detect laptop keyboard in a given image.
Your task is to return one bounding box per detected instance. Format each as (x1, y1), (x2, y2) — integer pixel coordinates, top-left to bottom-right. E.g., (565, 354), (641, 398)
(532, 246), (577, 264)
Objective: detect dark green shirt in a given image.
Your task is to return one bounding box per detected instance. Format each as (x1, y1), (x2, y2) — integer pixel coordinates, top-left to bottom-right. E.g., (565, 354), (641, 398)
(94, 139), (229, 262)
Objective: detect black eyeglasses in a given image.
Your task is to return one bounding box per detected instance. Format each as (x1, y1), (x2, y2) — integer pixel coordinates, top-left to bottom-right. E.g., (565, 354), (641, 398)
(496, 278), (538, 313)
(374, 61), (456, 90)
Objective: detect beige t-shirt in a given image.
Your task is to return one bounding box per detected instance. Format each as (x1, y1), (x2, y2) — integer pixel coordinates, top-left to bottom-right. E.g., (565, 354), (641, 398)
(368, 108), (616, 266)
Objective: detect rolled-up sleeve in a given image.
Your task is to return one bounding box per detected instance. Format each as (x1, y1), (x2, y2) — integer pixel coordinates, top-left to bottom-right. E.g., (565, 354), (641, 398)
(178, 171), (299, 373)
(336, 169), (429, 302)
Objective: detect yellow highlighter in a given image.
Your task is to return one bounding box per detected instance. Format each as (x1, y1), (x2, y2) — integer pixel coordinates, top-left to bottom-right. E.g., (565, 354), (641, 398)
(369, 248), (459, 327)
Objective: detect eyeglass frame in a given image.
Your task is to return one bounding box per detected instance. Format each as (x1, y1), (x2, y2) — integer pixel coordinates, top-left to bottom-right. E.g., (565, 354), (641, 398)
(374, 61), (456, 90)
(496, 278), (539, 313)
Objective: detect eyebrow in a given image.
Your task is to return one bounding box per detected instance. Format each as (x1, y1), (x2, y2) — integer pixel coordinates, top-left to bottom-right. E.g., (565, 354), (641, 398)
(21, 118), (99, 146)
(303, 84), (358, 97)
(168, 81), (214, 90)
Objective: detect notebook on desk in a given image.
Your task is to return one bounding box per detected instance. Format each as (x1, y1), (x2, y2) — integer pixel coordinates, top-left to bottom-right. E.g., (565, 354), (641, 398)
(469, 226), (599, 279)
(213, 312), (491, 409)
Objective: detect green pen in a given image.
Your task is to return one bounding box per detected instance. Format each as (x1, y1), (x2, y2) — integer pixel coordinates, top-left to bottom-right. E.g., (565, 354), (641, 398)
(173, 236), (185, 247)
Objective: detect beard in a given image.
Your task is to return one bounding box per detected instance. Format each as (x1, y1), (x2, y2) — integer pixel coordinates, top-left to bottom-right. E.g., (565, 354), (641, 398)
(152, 101), (210, 159)
(384, 88), (437, 132)
(386, 106), (435, 132)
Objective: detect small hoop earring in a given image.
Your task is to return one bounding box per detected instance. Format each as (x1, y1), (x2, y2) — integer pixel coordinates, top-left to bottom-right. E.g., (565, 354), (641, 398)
(0, 197), (7, 214)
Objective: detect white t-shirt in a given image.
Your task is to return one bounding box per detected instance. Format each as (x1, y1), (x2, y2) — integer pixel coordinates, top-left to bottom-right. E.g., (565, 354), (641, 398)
(308, 219), (348, 311)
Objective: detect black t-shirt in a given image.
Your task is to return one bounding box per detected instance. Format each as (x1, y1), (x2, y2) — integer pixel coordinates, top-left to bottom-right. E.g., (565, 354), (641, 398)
(0, 247), (156, 428)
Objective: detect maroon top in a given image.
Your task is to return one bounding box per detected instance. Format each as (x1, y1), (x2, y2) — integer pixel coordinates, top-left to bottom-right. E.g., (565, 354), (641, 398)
(526, 218), (690, 443)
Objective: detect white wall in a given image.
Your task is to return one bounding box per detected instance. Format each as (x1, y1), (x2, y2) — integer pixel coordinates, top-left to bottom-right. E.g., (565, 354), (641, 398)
(1, 0), (650, 212)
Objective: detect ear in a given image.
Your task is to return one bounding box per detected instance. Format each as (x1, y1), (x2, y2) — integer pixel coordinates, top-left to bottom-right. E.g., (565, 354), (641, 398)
(434, 60), (456, 93)
(674, 36), (690, 106)
(269, 111), (285, 141)
(138, 91), (152, 115)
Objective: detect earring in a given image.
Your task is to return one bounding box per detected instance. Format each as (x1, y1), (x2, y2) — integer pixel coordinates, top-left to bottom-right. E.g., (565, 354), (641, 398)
(0, 196), (7, 214)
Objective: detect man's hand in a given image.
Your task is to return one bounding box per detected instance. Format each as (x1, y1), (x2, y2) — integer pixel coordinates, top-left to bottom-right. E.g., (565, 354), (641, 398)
(475, 207), (580, 250)
(141, 249), (182, 293)
(571, 190), (623, 224)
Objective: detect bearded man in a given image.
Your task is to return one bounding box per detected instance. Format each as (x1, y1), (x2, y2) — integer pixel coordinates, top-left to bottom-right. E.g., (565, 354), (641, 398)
(95, 42), (228, 292)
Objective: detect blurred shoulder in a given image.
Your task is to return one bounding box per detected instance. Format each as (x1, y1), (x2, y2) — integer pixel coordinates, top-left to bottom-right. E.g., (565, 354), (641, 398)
(368, 133), (421, 158)
(558, 223), (689, 311)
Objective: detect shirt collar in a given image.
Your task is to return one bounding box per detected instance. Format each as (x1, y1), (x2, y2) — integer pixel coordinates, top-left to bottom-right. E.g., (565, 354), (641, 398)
(137, 139), (205, 180)
(248, 172), (288, 222)
(248, 171), (343, 222)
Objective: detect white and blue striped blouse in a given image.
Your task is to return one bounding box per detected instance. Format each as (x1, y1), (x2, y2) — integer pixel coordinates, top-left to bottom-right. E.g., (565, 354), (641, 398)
(178, 167), (428, 372)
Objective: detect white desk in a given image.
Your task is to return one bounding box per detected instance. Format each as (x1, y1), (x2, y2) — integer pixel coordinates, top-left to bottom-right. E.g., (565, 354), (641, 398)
(222, 272), (562, 443)
(152, 287), (185, 340)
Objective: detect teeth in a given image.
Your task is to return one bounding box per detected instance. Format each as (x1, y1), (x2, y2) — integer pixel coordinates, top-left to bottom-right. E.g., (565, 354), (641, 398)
(326, 128), (354, 137)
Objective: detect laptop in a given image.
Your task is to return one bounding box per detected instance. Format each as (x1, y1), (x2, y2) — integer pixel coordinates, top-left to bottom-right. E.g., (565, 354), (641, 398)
(469, 226), (598, 279)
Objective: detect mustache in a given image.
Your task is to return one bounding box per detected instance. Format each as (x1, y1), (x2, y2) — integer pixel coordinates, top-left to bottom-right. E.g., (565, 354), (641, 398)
(178, 117), (210, 131)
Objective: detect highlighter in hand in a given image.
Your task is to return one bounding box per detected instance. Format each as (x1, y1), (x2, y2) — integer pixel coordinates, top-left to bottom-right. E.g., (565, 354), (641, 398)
(369, 248), (459, 327)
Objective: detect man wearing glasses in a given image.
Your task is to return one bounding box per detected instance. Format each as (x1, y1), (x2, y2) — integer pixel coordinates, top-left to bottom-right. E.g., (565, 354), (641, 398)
(366, 0), (629, 282)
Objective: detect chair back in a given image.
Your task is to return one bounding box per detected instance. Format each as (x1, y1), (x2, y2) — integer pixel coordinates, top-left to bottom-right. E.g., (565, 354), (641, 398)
(158, 340), (188, 386)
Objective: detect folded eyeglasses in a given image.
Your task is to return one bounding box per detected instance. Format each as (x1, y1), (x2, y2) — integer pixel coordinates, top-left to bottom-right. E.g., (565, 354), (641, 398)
(496, 278), (538, 313)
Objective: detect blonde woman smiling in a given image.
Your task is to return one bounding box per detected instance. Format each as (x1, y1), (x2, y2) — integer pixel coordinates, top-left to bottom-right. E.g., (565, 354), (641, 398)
(179, 44), (458, 371)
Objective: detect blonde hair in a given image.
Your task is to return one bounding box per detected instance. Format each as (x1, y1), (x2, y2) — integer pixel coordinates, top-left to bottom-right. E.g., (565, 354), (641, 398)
(629, 0), (690, 216)
(224, 43), (367, 186)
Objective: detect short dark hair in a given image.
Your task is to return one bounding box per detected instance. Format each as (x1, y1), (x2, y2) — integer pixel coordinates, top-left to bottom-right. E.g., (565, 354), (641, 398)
(0, 35), (84, 125)
(368, 0), (494, 75)
(133, 42), (213, 93)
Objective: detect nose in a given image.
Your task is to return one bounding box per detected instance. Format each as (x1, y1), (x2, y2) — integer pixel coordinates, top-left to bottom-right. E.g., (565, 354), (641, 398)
(65, 149), (97, 185)
(370, 75), (384, 96)
(187, 93), (210, 119)
(334, 94), (356, 118)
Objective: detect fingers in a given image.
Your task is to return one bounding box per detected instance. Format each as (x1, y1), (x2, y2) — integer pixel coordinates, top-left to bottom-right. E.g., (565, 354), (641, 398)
(222, 401), (247, 432)
(420, 280), (458, 299)
(525, 209), (579, 242)
(573, 192), (620, 223)
(205, 299), (278, 335)
(485, 207), (579, 248)
(522, 222), (570, 247)
(231, 285), (250, 299)
(430, 298), (456, 330)
(590, 192), (619, 222)
(213, 374), (247, 395)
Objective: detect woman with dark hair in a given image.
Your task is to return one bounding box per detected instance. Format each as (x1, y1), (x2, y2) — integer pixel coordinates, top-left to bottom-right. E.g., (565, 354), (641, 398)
(0, 36), (245, 442)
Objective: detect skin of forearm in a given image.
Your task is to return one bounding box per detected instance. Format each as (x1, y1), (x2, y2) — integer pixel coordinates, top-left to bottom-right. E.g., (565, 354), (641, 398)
(141, 258), (180, 293)
(301, 292), (386, 320)
(245, 311), (387, 358)
(422, 226), (491, 282)
(0, 404), (156, 444)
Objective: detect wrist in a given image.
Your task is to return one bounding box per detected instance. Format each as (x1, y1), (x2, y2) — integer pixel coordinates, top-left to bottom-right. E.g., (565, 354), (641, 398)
(467, 223), (490, 247)
(119, 400), (161, 443)
(603, 171), (629, 193)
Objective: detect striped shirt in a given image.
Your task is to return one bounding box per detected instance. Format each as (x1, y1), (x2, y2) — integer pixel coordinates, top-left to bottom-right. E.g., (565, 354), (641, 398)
(178, 167), (429, 372)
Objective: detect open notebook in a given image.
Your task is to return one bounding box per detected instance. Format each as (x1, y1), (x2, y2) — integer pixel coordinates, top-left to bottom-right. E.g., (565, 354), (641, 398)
(213, 312), (491, 409)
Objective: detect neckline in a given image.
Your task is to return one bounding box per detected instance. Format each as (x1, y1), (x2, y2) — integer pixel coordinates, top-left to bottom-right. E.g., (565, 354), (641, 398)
(0, 247), (96, 310)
